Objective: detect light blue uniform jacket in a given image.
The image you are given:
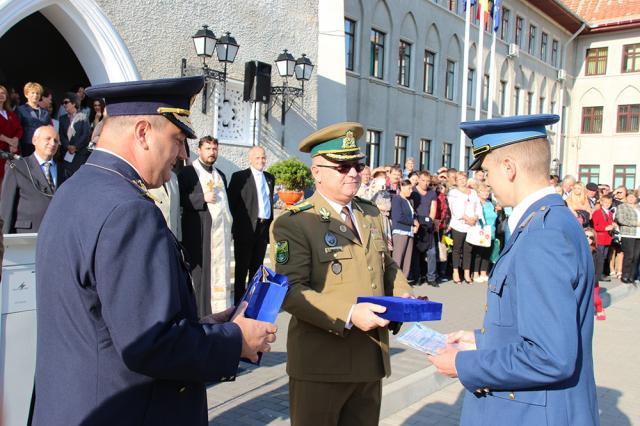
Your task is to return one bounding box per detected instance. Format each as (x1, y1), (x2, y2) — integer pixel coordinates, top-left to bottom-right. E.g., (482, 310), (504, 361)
(456, 193), (599, 426)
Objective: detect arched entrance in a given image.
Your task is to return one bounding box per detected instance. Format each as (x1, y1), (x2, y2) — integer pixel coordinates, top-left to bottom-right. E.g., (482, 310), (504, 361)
(0, 12), (91, 106)
(0, 0), (139, 93)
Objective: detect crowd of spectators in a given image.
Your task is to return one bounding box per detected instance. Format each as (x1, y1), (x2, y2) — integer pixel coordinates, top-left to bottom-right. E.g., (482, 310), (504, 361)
(0, 81), (96, 189)
(356, 158), (640, 292)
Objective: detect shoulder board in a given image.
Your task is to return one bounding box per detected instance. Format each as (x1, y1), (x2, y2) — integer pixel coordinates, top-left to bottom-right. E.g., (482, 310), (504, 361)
(354, 196), (376, 206)
(287, 200), (314, 214)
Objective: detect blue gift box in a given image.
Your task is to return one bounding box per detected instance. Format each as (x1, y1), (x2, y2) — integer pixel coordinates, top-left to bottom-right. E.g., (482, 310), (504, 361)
(356, 296), (442, 322)
(240, 266), (289, 323)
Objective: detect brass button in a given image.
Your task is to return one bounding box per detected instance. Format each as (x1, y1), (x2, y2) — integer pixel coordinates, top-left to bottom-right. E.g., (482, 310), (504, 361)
(368, 266), (373, 271)
(508, 392), (515, 400)
(371, 283), (377, 289)
(480, 327), (485, 334)
(179, 386), (186, 393)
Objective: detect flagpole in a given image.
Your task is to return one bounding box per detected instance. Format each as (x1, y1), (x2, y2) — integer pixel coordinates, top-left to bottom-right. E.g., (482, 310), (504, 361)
(459, 0), (471, 171)
(488, 22), (497, 118)
(474, 5), (485, 120)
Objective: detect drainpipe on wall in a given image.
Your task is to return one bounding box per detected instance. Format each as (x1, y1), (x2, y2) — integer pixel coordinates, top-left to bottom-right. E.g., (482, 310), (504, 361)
(556, 22), (587, 174)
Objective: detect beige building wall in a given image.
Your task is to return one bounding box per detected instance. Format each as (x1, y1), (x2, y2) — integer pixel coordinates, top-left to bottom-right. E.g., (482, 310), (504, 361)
(565, 28), (640, 189)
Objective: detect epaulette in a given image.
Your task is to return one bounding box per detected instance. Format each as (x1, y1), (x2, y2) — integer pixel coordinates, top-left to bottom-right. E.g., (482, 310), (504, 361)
(354, 196), (375, 206)
(287, 199), (314, 214)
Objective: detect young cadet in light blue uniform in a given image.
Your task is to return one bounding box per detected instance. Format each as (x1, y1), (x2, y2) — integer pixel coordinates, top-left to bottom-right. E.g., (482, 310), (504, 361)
(429, 114), (599, 426)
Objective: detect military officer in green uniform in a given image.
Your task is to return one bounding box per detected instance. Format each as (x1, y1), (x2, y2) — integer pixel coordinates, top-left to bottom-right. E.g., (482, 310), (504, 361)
(270, 122), (413, 426)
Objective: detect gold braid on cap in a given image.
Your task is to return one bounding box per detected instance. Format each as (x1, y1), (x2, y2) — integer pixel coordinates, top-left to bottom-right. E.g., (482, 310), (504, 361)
(157, 107), (190, 116)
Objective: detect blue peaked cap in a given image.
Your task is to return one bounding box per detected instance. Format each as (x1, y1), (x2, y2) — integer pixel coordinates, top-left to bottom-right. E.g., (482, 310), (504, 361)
(85, 76), (204, 139)
(460, 114), (559, 170)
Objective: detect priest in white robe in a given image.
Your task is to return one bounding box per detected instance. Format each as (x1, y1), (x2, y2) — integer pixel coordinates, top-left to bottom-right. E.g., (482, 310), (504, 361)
(178, 136), (233, 318)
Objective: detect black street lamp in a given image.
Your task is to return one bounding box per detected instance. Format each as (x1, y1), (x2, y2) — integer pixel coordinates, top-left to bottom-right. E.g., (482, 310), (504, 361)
(181, 25), (240, 113)
(269, 50), (314, 125)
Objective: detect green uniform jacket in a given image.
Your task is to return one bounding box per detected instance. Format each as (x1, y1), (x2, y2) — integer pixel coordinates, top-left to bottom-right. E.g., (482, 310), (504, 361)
(270, 191), (411, 383)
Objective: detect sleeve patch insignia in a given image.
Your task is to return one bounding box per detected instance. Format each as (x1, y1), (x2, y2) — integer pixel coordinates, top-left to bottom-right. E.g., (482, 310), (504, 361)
(275, 240), (289, 264)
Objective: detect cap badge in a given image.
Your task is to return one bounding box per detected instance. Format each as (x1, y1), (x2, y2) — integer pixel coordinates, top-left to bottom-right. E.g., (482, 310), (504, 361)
(342, 130), (356, 149)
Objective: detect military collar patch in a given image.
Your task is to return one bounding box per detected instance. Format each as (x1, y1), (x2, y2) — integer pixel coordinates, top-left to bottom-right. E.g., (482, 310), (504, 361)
(275, 240), (289, 264)
(319, 207), (331, 222)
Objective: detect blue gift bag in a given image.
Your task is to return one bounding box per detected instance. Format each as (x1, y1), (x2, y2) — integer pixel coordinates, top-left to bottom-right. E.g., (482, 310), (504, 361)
(240, 266), (289, 324)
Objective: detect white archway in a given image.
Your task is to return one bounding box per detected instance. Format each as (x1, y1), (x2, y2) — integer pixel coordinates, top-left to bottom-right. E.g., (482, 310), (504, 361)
(0, 0), (139, 84)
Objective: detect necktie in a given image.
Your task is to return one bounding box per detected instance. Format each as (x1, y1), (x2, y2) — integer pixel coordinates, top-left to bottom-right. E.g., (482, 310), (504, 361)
(341, 206), (360, 242)
(43, 161), (54, 189)
(260, 175), (271, 219)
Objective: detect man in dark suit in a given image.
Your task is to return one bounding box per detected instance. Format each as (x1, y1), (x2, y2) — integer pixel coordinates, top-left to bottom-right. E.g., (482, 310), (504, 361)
(178, 135), (233, 318)
(33, 77), (276, 426)
(228, 146), (275, 304)
(0, 125), (65, 233)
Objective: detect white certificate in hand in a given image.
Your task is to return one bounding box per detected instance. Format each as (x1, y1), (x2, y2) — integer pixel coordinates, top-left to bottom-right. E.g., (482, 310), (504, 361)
(63, 152), (75, 163)
(396, 323), (447, 355)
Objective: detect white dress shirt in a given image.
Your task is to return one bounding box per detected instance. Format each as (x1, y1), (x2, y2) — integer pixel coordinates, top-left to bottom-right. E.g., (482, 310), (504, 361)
(507, 186), (556, 234)
(250, 166), (271, 219)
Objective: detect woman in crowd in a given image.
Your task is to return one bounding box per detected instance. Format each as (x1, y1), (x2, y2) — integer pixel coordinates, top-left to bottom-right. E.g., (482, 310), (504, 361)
(592, 194), (616, 282)
(433, 177), (451, 282)
(566, 182), (592, 226)
(616, 190), (640, 284)
(447, 171), (482, 284)
(408, 171), (419, 189)
(0, 85), (23, 189)
(584, 227), (606, 320)
(59, 93), (90, 176)
(355, 165), (373, 200)
(371, 170), (393, 251)
(391, 179), (418, 281)
(16, 81), (50, 156)
(89, 98), (105, 133)
(473, 184), (497, 283)
(609, 186), (627, 278)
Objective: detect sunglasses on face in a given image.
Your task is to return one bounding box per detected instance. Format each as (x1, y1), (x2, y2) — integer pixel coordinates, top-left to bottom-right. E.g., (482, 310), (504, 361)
(317, 163), (366, 174)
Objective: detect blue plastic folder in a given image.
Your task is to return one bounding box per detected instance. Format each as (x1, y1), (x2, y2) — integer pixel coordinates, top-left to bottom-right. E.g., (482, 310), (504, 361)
(356, 296), (442, 322)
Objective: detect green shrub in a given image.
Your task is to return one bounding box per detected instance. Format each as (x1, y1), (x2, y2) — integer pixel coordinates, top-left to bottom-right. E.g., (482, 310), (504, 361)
(267, 158), (313, 191)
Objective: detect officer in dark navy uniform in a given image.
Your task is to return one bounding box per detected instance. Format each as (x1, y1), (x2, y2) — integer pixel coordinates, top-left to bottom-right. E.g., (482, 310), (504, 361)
(33, 76), (277, 426)
(429, 115), (599, 426)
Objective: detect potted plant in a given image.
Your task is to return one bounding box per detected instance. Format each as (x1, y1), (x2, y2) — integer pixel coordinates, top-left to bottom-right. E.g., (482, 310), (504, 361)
(267, 158), (313, 206)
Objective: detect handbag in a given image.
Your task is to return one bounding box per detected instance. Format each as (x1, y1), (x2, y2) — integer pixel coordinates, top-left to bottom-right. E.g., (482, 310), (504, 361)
(465, 221), (492, 247)
(438, 233), (453, 262)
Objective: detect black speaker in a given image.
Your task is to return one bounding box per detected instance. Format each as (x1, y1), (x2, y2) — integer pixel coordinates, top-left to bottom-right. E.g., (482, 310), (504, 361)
(243, 61), (272, 104)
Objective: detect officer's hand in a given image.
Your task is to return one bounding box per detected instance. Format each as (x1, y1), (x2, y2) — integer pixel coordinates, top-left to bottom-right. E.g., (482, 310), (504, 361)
(351, 303), (389, 332)
(447, 329), (476, 351)
(427, 345), (459, 378)
(199, 306), (235, 324)
(204, 191), (216, 203)
(232, 302), (278, 362)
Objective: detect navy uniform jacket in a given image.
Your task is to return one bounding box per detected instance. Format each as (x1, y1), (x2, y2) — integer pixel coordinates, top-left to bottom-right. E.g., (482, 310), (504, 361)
(456, 193), (599, 426)
(34, 150), (242, 426)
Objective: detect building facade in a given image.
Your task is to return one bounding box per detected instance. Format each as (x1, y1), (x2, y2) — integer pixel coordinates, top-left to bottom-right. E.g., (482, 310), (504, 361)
(343, 0), (580, 172)
(565, 20), (640, 188)
(0, 0), (638, 187)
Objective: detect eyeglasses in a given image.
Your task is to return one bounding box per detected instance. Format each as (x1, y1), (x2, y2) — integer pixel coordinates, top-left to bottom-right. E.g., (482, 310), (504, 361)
(317, 163), (366, 174)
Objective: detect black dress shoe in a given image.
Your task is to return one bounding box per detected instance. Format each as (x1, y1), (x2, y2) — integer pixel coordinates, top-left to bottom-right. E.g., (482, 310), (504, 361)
(621, 277), (632, 284)
(600, 275), (611, 282)
(427, 281), (439, 288)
